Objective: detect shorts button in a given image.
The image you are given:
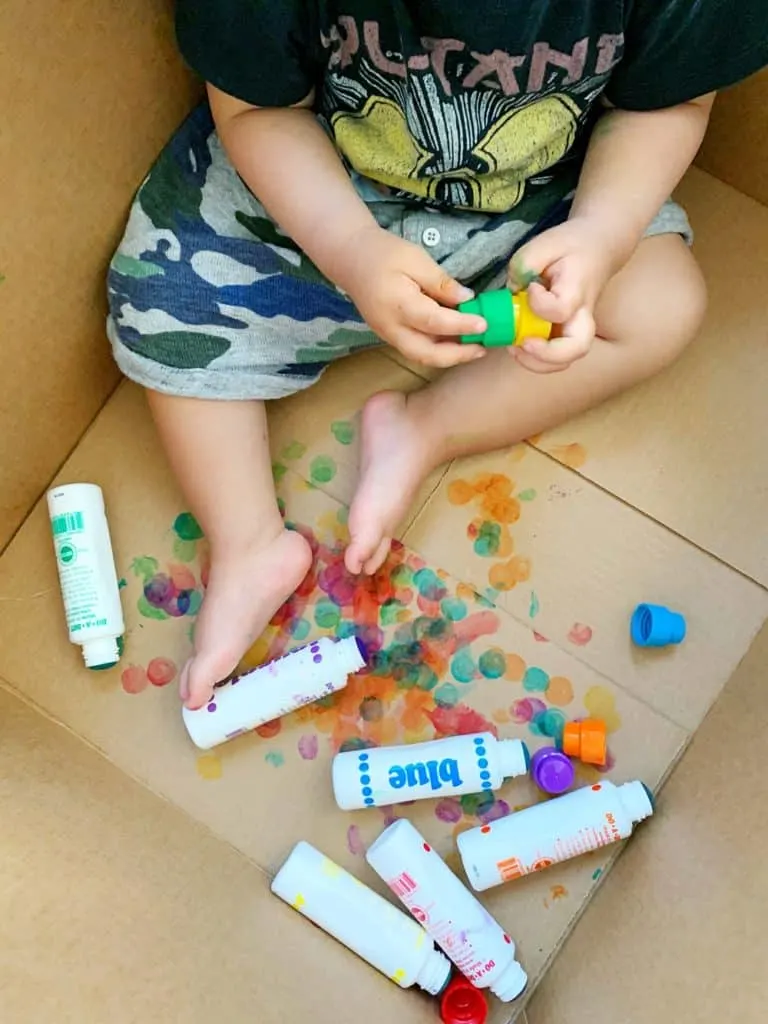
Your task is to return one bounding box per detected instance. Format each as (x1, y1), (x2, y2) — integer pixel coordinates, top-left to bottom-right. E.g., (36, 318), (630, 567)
(422, 226), (441, 247)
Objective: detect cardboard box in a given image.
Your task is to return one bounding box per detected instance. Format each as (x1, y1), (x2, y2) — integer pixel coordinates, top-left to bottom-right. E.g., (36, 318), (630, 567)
(2, 5), (767, 1022)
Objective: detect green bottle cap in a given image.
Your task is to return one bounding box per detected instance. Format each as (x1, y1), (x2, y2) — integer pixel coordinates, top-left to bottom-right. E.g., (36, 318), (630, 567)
(459, 290), (516, 346)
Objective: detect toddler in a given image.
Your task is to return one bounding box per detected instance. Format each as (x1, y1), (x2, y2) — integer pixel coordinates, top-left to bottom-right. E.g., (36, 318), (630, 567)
(108, 1), (768, 709)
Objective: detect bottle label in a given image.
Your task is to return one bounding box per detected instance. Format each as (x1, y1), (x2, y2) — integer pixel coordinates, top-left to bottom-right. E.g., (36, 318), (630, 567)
(495, 812), (622, 880)
(53, 512), (109, 633)
(388, 757), (462, 792)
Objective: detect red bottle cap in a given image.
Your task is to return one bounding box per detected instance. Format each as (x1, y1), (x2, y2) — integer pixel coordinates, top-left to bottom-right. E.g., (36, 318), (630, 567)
(440, 976), (488, 1024)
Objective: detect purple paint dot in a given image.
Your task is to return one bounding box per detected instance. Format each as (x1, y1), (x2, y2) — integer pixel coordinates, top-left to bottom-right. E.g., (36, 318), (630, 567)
(435, 799), (463, 823)
(313, 654), (322, 664)
(206, 702), (216, 713)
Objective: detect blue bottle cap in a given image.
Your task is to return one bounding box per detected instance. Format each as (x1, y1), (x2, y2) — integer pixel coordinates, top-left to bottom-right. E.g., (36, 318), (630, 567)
(630, 603), (686, 648)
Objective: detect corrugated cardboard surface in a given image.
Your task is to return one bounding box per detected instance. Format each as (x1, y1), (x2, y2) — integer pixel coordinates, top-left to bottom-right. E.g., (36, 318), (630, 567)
(698, 69), (768, 208)
(0, 0), (199, 551)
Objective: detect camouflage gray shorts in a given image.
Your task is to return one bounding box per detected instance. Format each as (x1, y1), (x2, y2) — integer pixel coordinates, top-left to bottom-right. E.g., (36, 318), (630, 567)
(107, 104), (692, 401)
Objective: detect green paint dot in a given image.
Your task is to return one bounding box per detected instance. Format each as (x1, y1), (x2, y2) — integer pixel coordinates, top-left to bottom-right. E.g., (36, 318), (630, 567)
(391, 564), (413, 586)
(415, 665), (439, 692)
(131, 556), (159, 581)
(592, 868), (603, 881)
(473, 520), (501, 557)
(172, 537), (198, 563)
(460, 791), (495, 817)
(118, 578), (127, 590)
(451, 650), (476, 684)
(435, 682), (459, 707)
(478, 648), (506, 679)
(173, 512), (204, 542)
(330, 420), (355, 445)
(137, 595), (168, 621)
(282, 440), (306, 460)
(310, 454), (337, 485)
(277, 497), (286, 517)
(440, 597), (468, 621)
(529, 591), (540, 619)
(315, 599), (341, 629)
(272, 462), (288, 482)
(523, 666), (550, 692)
(291, 617), (311, 641)
(265, 751), (285, 768)
(380, 599), (403, 626)
(518, 489), (537, 502)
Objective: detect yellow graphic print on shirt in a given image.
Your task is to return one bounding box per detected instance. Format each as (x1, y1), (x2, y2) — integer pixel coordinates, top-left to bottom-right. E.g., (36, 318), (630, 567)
(331, 92), (582, 213)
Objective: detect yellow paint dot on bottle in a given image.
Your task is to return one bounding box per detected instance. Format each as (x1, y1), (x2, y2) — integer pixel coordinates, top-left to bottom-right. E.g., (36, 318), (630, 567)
(320, 857), (342, 878)
(391, 969), (407, 985)
(196, 753), (222, 780)
(292, 894), (305, 909)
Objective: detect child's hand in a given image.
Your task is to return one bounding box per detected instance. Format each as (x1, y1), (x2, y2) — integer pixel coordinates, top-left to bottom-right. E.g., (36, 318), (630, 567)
(338, 227), (488, 368)
(508, 218), (616, 374)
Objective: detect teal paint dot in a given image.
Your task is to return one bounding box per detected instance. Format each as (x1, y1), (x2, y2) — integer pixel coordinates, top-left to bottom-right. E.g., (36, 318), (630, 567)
(529, 591), (540, 619)
(186, 590), (203, 615)
(523, 666), (550, 692)
(413, 567), (446, 601)
(478, 648), (506, 679)
(265, 751), (285, 768)
(330, 420), (355, 445)
(451, 650), (476, 684)
(592, 868), (603, 881)
(173, 512), (204, 541)
(291, 617), (311, 641)
(310, 454), (337, 485)
(336, 621), (357, 640)
(415, 665), (439, 692)
(538, 708), (566, 743)
(460, 791), (495, 817)
(315, 599), (341, 629)
(518, 489), (537, 502)
(118, 578), (127, 590)
(440, 597), (468, 621)
(435, 682), (459, 707)
(473, 521), (501, 557)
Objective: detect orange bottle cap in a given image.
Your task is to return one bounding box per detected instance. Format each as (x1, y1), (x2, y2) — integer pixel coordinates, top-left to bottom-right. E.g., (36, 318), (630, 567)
(562, 719), (607, 766)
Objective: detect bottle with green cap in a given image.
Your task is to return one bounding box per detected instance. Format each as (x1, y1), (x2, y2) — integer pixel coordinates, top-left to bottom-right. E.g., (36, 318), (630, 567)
(458, 288), (552, 347)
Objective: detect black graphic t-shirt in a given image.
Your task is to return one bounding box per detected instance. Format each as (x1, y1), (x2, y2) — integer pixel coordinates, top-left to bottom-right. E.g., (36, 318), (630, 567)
(177, 0), (768, 213)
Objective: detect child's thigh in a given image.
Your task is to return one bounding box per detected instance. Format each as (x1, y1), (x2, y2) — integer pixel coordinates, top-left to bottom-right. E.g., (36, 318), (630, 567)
(106, 105), (378, 401)
(596, 233), (707, 371)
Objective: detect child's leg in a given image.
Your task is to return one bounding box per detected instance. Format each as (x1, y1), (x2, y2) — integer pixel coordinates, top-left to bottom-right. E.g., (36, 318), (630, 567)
(148, 392), (312, 708)
(346, 234), (706, 573)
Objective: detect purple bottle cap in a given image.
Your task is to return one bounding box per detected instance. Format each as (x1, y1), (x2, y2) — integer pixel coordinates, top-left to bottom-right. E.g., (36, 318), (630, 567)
(530, 747), (575, 795)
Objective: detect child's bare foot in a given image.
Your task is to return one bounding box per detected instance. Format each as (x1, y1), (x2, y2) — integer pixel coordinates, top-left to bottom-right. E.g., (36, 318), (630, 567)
(346, 391), (433, 576)
(180, 528), (312, 709)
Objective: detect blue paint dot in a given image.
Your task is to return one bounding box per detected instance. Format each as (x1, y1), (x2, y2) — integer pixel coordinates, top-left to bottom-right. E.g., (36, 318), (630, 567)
(359, 753), (369, 763)
(362, 787), (372, 797)
(360, 774), (370, 785)
(474, 737), (483, 745)
(480, 770), (491, 780)
(481, 781), (492, 789)
(364, 797), (375, 806)
(477, 758), (488, 769)
(476, 746), (486, 757)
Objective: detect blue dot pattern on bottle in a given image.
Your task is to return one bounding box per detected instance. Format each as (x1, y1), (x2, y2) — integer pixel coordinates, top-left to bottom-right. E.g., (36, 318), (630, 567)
(474, 736), (492, 789)
(358, 752), (374, 805)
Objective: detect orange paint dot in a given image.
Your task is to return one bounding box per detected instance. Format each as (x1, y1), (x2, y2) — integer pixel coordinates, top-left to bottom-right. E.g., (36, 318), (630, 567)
(550, 884), (568, 900)
(147, 657), (177, 687)
(505, 653), (526, 681)
(481, 495), (520, 525)
(592, 784), (602, 791)
(546, 675), (574, 706)
(480, 825), (491, 834)
(448, 479), (476, 505)
(168, 562), (197, 591)
(256, 719), (282, 739)
(121, 665), (148, 694)
(489, 556), (531, 591)
(549, 442), (588, 469)
(492, 708), (511, 724)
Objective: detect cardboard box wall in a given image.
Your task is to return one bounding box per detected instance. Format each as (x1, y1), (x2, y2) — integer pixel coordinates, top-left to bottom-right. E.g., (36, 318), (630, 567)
(2, 3), (768, 1022)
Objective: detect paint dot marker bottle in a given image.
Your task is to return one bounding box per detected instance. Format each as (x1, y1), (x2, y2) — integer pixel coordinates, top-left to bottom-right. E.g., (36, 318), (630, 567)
(366, 819), (527, 1003)
(182, 636), (366, 750)
(47, 483), (125, 670)
(458, 780), (655, 892)
(332, 733), (530, 810)
(271, 841), (451, 995)
(458, 289), (552, 346)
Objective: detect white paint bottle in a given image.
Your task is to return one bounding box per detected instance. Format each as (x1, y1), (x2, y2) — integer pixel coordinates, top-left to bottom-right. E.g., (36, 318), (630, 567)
(47, 483), (125, 670)
(458, 780), (655, 892)
(366, 819), (527, 1003)
(182, 636), (366, 750)
(272, 841), (451, 995)
(332, 733), (530, 810)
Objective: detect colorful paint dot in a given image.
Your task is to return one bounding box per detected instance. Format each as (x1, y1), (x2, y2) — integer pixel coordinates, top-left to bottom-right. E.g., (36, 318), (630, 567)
(523, 666), (550, 692)
(472, 520), (501, 557)
(450, 650), (476, 684)
(584, 685), (622, 732)
(548, 442), (587, 469)
(289, 617), (311, 641)
(413, 568), (446, 601)
(330, 420), (355, 445)
(282, 440), (306, 460)
(315, 599), (341, 629)
(546, 675), (574, 706)
(347, 824), (366, 855)
(146, 657), (177, 687)
(505, 653), (526, 681)
(131, 555), (159, 581)
(309, 454), (337, 485)
(173, 512), (204, 541)
(435, 682), (459, 707)
(489, 555), (531, 591)
(172, 536), (198, 563)
(518, 489), (537, 502)
(298, 734), (319, 760)
(479, 799), (510, 824)
(256, 719), (282, 739)
(478, 648), (506, 679)
(460, 791), (495, 818)
(360, 696), (383, 721)
(529, 591), (540, 619)
(195, 754), (222, 780)
(435, 799), (463, 823)
(265, 751), (285, 768)
(568, 622), (594, 646)
(592, 868), (603, 881)
(117, 577), (127, 590)
(533, 708), (567, 743)
(511, 697), (547, 723)
(440, 597), (468, 621)
(121, 665), (148, 694)
(272, 462), (288, 482)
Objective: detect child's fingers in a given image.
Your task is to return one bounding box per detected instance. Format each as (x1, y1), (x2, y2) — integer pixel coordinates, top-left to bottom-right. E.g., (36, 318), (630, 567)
(400, 292), (486, 338)
(519, 306), (595, 367)
(412, 260), (475, 308)
(393, 328), (486, 368)
(526, 271), (584, 325)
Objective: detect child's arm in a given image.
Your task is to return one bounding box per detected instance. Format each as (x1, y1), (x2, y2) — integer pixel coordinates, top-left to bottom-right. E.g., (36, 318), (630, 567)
(509, 94), (714, 373)
(209, 85), (486, 368)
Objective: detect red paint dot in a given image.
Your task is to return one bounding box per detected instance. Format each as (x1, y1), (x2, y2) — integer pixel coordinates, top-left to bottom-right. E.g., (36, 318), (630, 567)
(423, 842), (431, 852)
(121, 665), (148, 694)
(504, 934), (512, 944)
(481, 825), (491, 834)
(256, 719), (282, 739)
(146, 657), (177, 687)
(592, 784), (602, 791)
